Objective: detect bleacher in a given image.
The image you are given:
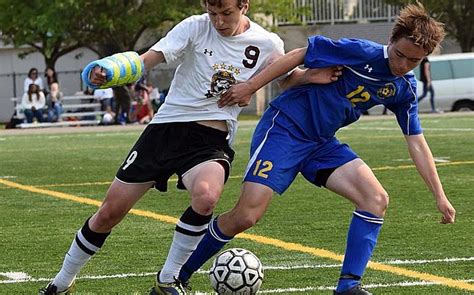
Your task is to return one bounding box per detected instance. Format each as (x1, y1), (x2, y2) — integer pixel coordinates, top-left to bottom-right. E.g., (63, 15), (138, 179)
(12, 94), (104, 129)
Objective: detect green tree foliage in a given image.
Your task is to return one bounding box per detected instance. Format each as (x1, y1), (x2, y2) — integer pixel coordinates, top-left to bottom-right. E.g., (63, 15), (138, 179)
(0, 0), (203, 68)
(0, 0), (85, 69)
(384, 0), (473, 52)
(0, 0), (305, 69)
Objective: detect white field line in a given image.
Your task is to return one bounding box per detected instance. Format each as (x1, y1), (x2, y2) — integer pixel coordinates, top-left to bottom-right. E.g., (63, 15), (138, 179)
(257, 279), (474, 294)
(344, 126), (474, 132)
(2, 256), (472, 284)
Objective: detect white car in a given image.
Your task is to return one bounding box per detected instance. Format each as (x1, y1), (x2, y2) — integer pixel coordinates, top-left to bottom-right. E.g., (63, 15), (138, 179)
(369, 52), (474, 114)
(414, 52), (474, 112)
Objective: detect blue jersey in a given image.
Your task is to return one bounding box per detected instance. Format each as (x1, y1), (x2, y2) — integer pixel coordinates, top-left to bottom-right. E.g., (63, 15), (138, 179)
(270, 35), (422, 139)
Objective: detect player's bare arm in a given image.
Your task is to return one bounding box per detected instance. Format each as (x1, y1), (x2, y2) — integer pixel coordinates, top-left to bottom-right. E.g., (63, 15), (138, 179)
(405, 134), (456, 224)
(279, 66), (343, 90)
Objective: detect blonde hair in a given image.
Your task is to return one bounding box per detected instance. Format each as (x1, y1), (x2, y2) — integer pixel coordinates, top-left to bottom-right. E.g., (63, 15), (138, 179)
(390, 2), (445, 54)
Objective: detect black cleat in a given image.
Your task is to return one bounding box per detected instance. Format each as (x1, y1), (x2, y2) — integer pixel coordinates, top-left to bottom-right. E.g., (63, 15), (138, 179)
(333, 284), (372, 295)
(149, 271), (190, 295)
(39, 282), (75, 295)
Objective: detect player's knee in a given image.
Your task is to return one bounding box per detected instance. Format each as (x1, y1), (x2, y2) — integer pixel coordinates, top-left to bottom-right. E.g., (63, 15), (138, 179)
(373, 191), (389, 216)
(93, 207), (126, 231)
(192, 184), (221, 215)
(231, 210), (262, 233)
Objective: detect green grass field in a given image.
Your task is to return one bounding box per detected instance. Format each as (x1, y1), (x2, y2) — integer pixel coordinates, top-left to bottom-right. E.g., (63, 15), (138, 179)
(1, 114), (473, 294)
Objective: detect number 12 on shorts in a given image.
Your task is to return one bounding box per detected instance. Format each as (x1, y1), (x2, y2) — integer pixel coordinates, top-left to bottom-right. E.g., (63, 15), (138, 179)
(252, 160), (273, 179)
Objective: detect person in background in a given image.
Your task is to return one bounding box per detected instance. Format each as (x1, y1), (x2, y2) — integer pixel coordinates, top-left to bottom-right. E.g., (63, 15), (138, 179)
(101, 105), (116, 125)
(417, 57), (437, 112)
(46, 82), (64, 122)
(147, 79), (160, 102)
(24, 68), (44, 93)
(93, 87), (115, 111)
(21, 83), (46, 123)
(44, 67), (59, 97)
(130, 94), (154, 124)
(113, 84), (133, 125)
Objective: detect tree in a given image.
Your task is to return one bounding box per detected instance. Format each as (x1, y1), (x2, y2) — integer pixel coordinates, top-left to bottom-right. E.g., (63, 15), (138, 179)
(0, 0), (306, 69)
(78, 0), (203, 57)
(0, 0), (85, 69)
(384, 0), (473, 52)
(0, 0), (202, 68)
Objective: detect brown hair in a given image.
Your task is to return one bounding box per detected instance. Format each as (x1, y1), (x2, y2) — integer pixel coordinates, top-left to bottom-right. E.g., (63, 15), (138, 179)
(390, 2), (445, 54)
(202, 0), (248, 9)
(27, 83), (40, 102)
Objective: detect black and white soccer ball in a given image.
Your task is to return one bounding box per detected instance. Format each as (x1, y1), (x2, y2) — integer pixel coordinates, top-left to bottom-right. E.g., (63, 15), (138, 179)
(209, 248), (264, 294)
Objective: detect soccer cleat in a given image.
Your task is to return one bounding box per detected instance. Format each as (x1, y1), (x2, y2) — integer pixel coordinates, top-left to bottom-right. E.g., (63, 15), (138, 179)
(333, 284), (372, 295)
(38, 281), (75, 295)
(149, 271), (190, 295)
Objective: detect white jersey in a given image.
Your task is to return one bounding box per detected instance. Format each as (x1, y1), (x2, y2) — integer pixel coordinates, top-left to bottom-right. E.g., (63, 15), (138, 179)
(149, 14), (284, 144)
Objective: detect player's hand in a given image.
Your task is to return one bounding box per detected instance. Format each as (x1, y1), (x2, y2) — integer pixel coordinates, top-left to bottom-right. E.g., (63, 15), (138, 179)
(303, 66), (343, 84)
(437, 197), (456, 224)
(218, 82), (253, 108)
(89, 66), (107, 86)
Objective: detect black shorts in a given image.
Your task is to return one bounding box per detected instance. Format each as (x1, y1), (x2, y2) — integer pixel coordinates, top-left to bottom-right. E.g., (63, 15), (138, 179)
(116, 122), (235, 192)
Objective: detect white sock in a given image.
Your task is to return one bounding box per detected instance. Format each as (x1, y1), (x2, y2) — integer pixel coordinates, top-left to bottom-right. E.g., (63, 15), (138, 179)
(52, 238), (92, 291)
(159, 231), (205, 283)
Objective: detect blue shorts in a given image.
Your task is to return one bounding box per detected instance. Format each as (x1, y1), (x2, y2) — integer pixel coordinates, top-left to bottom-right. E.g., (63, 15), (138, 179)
(243, 107), (358, 194)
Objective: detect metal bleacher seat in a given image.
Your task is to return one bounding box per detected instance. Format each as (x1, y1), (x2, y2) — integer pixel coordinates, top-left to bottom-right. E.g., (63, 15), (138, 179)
(13, 94), (105, 129)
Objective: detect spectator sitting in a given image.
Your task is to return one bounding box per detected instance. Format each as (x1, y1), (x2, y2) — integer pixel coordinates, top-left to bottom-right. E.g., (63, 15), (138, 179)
(130, 95), (154, 124)
(46, 82), (64, 122)
(146, 80), (161, 110)
(93, 88), (115, 111)
(24, 68), (44, 93)
(21, 83), (46, 123)
(101, 105), (116, 125)
(44, 67), (59, 97)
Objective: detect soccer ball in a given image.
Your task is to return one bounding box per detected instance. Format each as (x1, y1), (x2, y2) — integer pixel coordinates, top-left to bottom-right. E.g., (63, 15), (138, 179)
(209, 248), (264, 294)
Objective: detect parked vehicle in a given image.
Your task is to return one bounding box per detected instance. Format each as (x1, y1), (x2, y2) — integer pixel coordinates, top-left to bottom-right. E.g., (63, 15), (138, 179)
(414, 52), (474, 112)
(370, 52), (474, 114)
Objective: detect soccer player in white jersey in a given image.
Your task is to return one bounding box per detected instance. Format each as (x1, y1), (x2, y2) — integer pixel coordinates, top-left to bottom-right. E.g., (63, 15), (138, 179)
(39, 0), (341, 294)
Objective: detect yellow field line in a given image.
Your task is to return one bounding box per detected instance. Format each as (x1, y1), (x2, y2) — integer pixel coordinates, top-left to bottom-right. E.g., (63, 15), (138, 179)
(0, 178), (472, 291)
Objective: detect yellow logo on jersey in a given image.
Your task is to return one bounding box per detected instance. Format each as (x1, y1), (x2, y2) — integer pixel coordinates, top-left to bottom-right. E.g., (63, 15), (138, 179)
(377, 82), (396, 99)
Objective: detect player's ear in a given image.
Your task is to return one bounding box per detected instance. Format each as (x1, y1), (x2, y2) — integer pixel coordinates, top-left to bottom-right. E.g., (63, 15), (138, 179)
(241, 1), (249, 14)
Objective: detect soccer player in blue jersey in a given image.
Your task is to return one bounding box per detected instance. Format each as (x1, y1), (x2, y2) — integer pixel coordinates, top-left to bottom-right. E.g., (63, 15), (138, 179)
(175, 3), (456, 294)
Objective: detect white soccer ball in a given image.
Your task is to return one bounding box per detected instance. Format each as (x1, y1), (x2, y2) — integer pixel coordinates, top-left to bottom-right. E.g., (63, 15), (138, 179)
(209, 248), (264, 294)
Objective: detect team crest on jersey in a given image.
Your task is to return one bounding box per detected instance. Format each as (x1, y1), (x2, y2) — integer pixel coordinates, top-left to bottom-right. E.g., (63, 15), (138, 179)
(205, 63), (240, 98)
(377, 82), (397, 99)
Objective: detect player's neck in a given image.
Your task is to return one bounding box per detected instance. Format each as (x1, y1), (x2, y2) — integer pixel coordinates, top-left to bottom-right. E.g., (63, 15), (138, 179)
(235, 18), (250, 35)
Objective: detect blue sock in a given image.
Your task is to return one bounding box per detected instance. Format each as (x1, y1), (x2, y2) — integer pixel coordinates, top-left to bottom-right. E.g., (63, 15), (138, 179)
(336, 210), (383, 293)
(178, 217), (233, 282)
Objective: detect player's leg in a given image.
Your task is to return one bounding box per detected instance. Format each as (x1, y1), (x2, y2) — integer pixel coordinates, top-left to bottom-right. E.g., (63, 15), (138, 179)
(177, 181), (274, 283)
(42, 180), (152, 294)
(177, 108), (306, 283)
(42, 124), (160, 294)
(326, 159), (388, 294)
(158, 161), (225, 284)
(152, 122), (234, 293)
